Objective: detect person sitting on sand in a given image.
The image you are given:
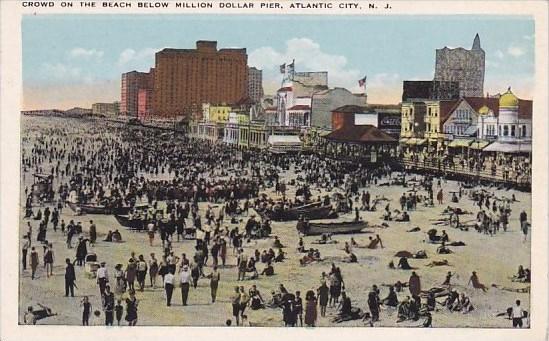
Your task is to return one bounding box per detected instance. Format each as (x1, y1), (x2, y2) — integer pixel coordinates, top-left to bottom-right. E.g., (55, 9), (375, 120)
(367, 235), (384, 249)
(261, 262), (274, 276)
(457, 293), (474, 313)
(112, 230), (122, 242)
(297, 238), (305, 253)
(382, 286), (399, 307)
(396, 296), (412, 322)
(350, 237), (359, 248)
(274, 249), (285, 263)
(397, 257), (413, 270)
(342, 249), (358, 263)
(331, 292), (363, 323)
(436, 242), (452, 254)
(104, 230), (113, 242)
(395, 211), (410, 222)
(24, 304), (57, 325)
(273, 236), (284, 249)
(468, 271), (488, 292)
(444, 288), (460, 310)
(442, 271), (453, 286)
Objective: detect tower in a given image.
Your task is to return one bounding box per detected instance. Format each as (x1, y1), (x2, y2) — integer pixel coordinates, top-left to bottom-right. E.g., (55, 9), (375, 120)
(434, 34), (485, 97)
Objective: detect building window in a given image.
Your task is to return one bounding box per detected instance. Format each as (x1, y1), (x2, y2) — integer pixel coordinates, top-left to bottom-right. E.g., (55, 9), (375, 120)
(522, 125), (527, 137)
(503, 125), (509, 136)
(511, 125), (516, 137)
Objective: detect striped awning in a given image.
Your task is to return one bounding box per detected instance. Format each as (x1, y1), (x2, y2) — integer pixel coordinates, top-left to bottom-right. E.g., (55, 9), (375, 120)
(469, 140), (491, 150)
(448, 139), (474, 148)
(406, 138), (426, 145)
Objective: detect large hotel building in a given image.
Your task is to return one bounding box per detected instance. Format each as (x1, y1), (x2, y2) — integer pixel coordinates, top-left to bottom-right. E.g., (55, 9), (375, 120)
(152, 41), (248, 120)
(120, 69), (154, 117)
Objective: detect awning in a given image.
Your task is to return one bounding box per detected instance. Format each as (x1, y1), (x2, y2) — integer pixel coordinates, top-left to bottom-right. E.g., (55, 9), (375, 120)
(483, 141), (532, 153)
(469, 140), (491, 150)
(407, 138), (426, 145)
(267, 135), (302, 145)
(448, 139), (474, 148)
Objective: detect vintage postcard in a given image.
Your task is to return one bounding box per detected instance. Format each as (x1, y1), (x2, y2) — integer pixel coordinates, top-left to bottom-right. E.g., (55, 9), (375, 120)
(1, 1), (548, 340)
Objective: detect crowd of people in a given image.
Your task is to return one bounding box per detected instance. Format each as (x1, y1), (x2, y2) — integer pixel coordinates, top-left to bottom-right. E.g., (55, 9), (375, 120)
(19, 116), (531, 328)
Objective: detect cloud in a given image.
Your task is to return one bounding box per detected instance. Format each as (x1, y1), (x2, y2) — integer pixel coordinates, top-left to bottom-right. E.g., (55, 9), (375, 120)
(68, 48), (104, 60)
(523, 34), (534, 41)
(507, 46), (525, 57)
(495, 50), (505, 60)
(249, 37), (363, 93)
(117, 48), (158, 67)
(41, 63), (82, 80)
(485, 60), (500, 68)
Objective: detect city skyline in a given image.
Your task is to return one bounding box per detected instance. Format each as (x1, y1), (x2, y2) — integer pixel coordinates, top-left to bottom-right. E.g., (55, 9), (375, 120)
(22, 14), (534, 110)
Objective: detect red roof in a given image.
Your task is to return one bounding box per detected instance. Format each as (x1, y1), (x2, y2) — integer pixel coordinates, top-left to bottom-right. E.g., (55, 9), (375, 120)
(325, 125), (397, 143)
(461, 97), (532, 119)
(277, 87), (292, 92)
(287, 105), (310, 111)
(439, 100), (460, 124)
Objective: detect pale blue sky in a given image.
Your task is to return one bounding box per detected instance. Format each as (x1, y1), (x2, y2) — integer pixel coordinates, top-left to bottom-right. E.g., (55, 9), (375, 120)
(22, 15), (535, 109)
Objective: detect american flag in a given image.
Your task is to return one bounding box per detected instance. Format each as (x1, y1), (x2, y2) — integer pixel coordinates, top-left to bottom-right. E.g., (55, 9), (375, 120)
(358, 76), (367, 87)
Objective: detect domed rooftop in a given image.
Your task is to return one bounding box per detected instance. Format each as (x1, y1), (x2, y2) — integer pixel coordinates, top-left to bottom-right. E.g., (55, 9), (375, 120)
(499, 87), (519, 108)
(478, 105), (490, 115)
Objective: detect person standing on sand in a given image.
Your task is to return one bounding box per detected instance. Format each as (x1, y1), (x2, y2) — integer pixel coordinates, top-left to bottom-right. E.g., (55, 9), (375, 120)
(64, 258), (76, 297)
(231, 286), (241, 326)
(180, 265), (191, 306)
(409, 272), (421, 297)
(304, 290), (317, 327)
(148, 253), (159, 288)
(103, 285), (115, 326)
(22, 235), (30, 271)
(30, 247), (39, 280)
(317, 281), (329, 317)
(208, 266), (220, 303)
(89, 220), (97, 246)
(163, 269), (175, 307)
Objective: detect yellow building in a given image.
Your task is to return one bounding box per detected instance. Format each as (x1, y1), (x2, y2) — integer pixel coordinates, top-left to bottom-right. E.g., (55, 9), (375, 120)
(208, 105), (231, 123)
(424, 100), (459, 144)
(400, 102), (427, 144)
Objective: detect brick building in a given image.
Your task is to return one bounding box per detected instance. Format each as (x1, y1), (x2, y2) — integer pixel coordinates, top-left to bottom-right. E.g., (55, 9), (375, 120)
(120, 68), (154, 117)
(152, 41), (248, 120)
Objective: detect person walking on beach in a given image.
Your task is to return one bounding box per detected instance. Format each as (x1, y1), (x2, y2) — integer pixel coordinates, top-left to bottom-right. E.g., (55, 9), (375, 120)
(22, 235), (30, 271)
(30, 247), (39, 280)
(64, 258), (76, 297)
(164, 269), (175, 306)
(180, 265), (191, 306)
(208, 265), (220, 303)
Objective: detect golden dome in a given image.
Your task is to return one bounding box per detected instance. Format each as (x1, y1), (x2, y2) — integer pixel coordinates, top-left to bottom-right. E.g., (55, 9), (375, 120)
(478, 105), (490, 115)
(499, 87), (519, 108)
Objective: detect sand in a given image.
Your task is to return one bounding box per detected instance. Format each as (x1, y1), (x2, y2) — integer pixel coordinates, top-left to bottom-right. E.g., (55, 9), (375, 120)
(18, 116), (531, 327)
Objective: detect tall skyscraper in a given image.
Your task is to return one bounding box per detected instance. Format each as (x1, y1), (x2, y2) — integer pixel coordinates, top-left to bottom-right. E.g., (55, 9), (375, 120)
(434, 34), (485, 97)
(152, 41), (248, 120)
(120, 69), (154, 117)
(247, 67), (263, 103)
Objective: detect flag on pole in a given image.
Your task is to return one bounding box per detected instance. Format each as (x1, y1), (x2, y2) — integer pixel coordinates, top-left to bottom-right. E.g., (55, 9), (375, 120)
(358, 76), (367, 87)
(279, 63), (286, 74)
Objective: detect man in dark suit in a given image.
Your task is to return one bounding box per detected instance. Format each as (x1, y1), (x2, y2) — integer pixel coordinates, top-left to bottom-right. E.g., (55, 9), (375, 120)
(64, 258), (76, 297)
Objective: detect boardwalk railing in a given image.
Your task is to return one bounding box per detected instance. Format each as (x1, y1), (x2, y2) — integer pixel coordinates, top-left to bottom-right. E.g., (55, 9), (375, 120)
(399, 156), (531, 189)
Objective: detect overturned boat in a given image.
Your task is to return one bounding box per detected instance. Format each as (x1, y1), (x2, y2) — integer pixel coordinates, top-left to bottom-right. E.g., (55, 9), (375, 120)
(298, 220), (369, 236)
(261, 203), (336, 222)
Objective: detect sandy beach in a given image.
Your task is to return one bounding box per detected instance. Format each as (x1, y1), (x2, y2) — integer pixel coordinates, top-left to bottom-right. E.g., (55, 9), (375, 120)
(18, 116), (531, 327)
